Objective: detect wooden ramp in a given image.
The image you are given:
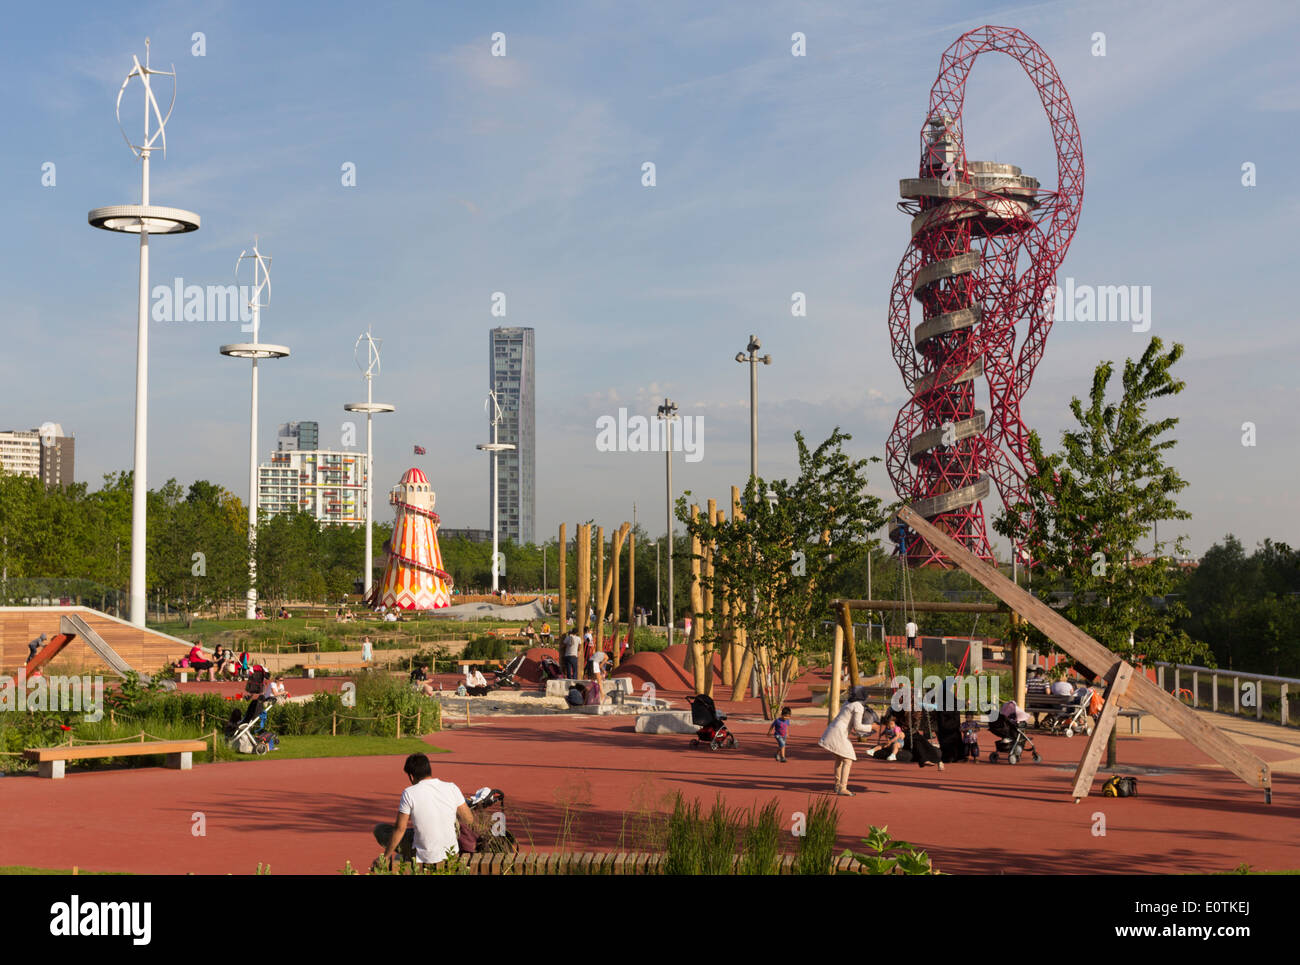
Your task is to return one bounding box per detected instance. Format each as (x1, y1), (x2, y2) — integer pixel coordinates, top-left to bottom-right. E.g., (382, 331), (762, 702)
(2, 607), (192, 676)
(895, 506), (1272, 802)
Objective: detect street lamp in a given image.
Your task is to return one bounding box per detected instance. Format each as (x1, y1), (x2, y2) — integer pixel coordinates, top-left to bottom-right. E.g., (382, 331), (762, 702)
(478, 391), (516, 594)
(220, 243), (289, 619)
(735, 335), (772, 482)
(88, 40), (200, 626)
(344, 328), (395, 601)
(657, 398), (679, 646)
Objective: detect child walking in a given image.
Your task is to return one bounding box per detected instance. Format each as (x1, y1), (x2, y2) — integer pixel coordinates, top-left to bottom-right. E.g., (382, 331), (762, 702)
(768, 706), (792, 762)
(961, 711), (981, 763)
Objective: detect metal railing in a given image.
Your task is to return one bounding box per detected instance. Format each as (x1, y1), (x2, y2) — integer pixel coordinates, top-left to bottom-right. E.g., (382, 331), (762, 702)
(1153, 661), (1295, 727)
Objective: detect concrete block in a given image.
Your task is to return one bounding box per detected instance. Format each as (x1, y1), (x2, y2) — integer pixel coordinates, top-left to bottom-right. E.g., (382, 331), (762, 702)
(634, 710), (696, 734)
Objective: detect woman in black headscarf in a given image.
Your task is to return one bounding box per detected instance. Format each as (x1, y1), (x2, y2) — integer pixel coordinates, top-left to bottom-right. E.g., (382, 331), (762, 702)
(935, 680), (965, 763)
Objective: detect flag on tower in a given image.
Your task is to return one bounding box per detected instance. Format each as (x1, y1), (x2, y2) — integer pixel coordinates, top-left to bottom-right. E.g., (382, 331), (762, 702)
(413, 445), (426, 455)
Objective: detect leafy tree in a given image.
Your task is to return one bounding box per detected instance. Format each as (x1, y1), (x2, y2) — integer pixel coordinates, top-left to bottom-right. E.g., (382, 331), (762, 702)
(996, 338), (1209, 666)
(680, 428), (888, 714)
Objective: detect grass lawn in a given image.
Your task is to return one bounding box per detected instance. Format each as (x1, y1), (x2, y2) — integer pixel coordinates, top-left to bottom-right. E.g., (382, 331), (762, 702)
(224, 734), (446, 762)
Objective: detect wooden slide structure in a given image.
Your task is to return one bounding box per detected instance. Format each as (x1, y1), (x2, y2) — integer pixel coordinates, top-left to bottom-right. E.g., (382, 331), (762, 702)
(895, 506), (1272, 803)
(25, 613), (136, 678)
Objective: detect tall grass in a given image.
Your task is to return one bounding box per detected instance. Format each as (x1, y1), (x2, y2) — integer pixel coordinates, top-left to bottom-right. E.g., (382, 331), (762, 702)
(664, 794), (704, 875)
(793, 798), (840, 875)
(739, 799), (782, 875)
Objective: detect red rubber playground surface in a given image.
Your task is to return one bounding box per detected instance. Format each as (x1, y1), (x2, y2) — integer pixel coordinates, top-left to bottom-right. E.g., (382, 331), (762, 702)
(2, 707), (1297, 875)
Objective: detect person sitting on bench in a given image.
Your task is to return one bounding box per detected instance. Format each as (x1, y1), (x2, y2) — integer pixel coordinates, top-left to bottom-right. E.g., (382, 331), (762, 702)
(184, 642), (216, 681)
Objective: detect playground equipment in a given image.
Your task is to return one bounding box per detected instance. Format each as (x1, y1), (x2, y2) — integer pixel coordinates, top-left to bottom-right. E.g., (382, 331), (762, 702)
(886, 26), (1085, 565)
(893, 505), (1271, 802)
(5, 607), (191, 676)
(373, 468), (453, 610)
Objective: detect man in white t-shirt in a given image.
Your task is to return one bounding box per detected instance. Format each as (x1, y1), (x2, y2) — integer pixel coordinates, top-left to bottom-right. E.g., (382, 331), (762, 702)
(374, 754), (474, 869)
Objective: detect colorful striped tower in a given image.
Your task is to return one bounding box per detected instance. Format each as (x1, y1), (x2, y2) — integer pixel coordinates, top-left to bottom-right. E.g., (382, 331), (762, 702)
(376, 468), (453, 610)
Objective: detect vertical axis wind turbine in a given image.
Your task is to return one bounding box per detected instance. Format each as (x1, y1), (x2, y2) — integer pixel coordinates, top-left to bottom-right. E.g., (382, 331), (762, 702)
(345, 329), (395, 601)
(220, 243), (290, 619)
(478, 391), (515, 594)
(88, 39), (200, 626)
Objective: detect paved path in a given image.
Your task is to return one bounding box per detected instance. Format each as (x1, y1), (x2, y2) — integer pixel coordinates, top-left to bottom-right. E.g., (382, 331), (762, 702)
(0, 711), (1294, 875)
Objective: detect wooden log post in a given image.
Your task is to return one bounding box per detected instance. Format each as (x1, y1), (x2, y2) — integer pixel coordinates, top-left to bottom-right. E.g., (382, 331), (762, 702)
(688, 503), (706, 693)
(1012, 612), (1027, 709)
(611, 525), (623, 662)
(576, 524), (590, 676)
(596, 524), (629, 671)
(558, 523), (568, 638)
(840, 602), (860, 688)
(829, 619), (845, 722)
(1071, 661), (1134, 801)
(594, 525), (604, 669)
(621, 532), (634, 668)
(702, 498), (718, 697)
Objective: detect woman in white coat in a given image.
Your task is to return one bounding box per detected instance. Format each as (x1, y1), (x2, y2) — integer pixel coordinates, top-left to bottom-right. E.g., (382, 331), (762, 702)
(817, 686), (880, 796)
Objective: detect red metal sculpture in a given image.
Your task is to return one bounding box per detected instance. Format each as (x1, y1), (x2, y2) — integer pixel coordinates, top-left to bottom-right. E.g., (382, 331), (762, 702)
(887, 26), (1084, 566)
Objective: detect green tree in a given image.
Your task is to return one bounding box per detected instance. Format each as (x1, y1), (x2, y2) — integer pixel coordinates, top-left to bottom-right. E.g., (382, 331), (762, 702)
(996, 337), (1208, 666)
(680, 428), (888, 714)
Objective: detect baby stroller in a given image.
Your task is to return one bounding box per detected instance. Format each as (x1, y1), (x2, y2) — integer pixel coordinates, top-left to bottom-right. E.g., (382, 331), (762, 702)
(460, 787), (518, 855)
(493, 653), (527, 690)
(687, 694), (736, 750)
(537, 654), (564, 682)
(1042, 687), (1095, 737)
(224, 696), (279, 756)
(987, 702), (1040, 764)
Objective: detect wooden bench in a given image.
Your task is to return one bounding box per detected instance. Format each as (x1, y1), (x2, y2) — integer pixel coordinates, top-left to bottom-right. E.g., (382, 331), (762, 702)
(23, 739), (208, 779)
(491, 628), (523, 639)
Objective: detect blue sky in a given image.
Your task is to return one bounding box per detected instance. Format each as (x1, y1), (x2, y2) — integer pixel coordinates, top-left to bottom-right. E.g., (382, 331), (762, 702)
(2, 0), (1297, 556)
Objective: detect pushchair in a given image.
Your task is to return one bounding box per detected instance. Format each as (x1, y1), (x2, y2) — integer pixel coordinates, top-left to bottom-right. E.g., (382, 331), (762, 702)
(224, 696), (279, 756)
(537, 654), (565, 682)
(687, 694), (736, 750)
(460, 787), (518, 855)
(987, 702), (1040, 764)
(1042, 687), (1095, 737)
(493, 653), (527, 690)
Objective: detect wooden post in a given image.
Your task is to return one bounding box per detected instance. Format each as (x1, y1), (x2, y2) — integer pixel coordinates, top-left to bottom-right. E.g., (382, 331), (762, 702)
(702, 499), (718, 697)
(576, 524), (590, 674)
(558, 523), (568, 640)
(1071, 661), (1134, 801)
(396, 711), (402, 739)
(416, 709), (421, 733)
(688, 504), (705, 693)
(621, 532), (635, 669)
(596, 524), (629, 672)
(611, 525), (623, 663)
(1012, 612), (1027, 709)
(1282, 684), (1290, 727)
(332, 711), (337, 736)
(594, 525), (605, 666)
(841, 602), (860, 687)
(829, 620), (845, 722)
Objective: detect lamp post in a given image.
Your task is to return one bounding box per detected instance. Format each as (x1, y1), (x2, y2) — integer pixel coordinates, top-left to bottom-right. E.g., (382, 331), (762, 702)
(658, 398), (679, 646)
(479, 391), (515, 594)
(655, 538), (661, 627)
(344, 328), (395, 601)
(88, 40), (200, 626)
(220, 243), (289, 619)
(735, 335), (772, 483)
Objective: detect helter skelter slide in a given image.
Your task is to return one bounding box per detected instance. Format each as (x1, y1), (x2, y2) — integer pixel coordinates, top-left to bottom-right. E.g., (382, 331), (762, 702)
(887, 26), (1084, 567)
(372, 468), (454, 610)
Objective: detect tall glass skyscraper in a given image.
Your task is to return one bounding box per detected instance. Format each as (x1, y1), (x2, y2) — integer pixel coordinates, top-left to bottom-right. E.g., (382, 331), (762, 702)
(489, 327), (535, 546)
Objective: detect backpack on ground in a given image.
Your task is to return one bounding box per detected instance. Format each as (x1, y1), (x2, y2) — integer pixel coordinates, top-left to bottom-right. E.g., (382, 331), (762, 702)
(1102, 775), (1138, 797)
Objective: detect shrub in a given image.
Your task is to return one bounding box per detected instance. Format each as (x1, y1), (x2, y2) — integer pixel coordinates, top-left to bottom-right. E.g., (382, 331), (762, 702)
(793, 798), (839, 875)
